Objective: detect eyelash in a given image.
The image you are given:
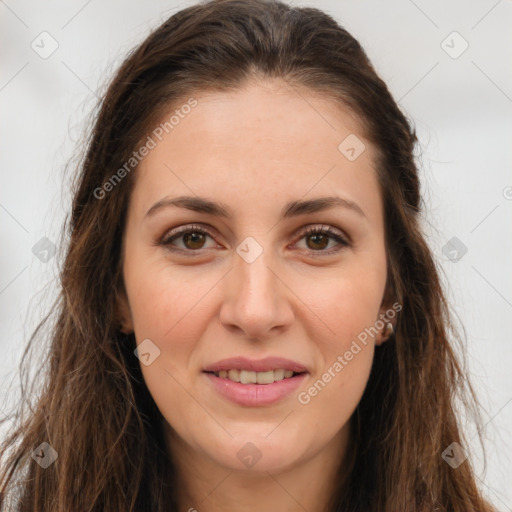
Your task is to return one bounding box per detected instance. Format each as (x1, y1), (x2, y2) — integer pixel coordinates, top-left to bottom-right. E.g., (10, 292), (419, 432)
(159, 223), (351, 257)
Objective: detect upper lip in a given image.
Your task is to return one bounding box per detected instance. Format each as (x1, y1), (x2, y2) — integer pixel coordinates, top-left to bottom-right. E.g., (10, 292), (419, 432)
(203, 356), (308, 373)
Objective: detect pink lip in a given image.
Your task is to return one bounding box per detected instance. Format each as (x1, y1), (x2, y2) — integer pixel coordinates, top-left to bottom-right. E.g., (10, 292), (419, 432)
(203, 356), (308, 373)
(204, 372), (308, 406)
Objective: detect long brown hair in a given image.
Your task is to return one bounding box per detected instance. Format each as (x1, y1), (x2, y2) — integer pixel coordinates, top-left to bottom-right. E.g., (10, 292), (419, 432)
(0, 0), (496, 510)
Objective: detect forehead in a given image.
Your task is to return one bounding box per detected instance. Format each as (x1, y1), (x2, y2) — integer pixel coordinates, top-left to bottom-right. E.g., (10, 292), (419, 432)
(131, 80), (383, 226)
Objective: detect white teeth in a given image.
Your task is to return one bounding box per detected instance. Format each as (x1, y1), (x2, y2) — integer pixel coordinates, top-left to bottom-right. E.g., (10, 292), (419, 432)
(228, 369), (240, 382)
(213, 368), (298, 384)
(240, 370), (256, 384)
(273, 369), (285, 381)
(256, 370), (274, 384)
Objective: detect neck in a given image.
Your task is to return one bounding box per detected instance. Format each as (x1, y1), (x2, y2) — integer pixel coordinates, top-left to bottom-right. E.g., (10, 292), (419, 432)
(164, 423), (351, 512)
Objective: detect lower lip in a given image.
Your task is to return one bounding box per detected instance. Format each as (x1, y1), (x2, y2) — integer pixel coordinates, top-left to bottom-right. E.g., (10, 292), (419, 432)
(204, 372), (308, 406)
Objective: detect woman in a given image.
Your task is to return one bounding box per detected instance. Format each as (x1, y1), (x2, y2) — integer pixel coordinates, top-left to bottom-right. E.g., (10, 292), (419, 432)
(0, 0), (496, 510)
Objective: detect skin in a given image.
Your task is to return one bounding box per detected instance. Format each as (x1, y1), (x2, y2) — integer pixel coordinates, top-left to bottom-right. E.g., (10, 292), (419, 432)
(118, 77), (395, 512)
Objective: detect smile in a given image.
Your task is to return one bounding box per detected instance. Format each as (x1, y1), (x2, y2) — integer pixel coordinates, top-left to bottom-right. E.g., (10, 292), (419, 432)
(210, 369), (300, 384)
(204, 371), (308, 406)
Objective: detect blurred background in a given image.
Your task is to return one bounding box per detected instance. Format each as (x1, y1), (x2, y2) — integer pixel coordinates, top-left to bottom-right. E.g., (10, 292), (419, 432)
(1, 0), (511, 508)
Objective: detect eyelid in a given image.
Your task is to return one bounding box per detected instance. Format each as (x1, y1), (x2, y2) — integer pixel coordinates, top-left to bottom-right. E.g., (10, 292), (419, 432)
(291, 224), (351, 254)
(159, 222), (351, 255)
(295, 224), (349, 243)
(159, 223), (219, 248)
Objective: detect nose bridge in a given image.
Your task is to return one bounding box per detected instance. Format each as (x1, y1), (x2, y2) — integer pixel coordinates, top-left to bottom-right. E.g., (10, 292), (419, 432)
(219, 236), (292, 338)
(237, 243), (274, 296)
(234, 241), (277, 310)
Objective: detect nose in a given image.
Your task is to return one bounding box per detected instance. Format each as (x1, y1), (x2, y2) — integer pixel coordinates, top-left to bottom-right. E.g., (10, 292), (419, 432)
(219, 247), (294, 340)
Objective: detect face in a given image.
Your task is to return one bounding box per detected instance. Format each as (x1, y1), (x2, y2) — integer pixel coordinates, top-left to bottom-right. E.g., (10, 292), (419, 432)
(119, 78), (392, 475)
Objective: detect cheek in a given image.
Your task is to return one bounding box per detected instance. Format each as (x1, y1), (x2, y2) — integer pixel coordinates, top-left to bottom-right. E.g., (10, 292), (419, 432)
(302, 342), (374, 445)
(300, 259), (386, 349)
(296, 289), (377, 436)
(125, 253), (219, 342)
(295, 264), (384, 412)
(123, 258), (228, 420)
(124, 264), (220, 421)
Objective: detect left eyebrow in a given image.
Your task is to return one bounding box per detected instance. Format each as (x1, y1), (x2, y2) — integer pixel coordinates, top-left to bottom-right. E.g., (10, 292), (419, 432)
(281, 196), (367, 219)
(144, 195), (367, 220)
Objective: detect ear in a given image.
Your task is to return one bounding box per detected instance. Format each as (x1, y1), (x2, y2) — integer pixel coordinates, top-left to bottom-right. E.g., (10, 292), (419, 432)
(115, 285), (134, 335)
(375, 289), (399, 346)
(375, 313), (396, 346)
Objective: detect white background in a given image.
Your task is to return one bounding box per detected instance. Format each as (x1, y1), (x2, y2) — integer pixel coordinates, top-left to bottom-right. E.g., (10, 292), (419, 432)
(1, 0), (511, 509)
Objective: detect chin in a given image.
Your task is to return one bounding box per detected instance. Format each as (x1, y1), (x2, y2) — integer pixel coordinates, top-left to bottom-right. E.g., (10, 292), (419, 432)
(206, 433), (307, 474)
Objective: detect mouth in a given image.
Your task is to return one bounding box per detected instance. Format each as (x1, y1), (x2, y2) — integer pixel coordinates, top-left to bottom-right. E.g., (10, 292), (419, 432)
(203, 368), (308, 406)
(202, 356), (309, 406)
(204, 368), (305, 384)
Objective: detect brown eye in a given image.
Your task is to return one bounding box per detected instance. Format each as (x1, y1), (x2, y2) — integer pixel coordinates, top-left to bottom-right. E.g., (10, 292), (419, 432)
(160, 225), (217, 253)
(306, 233), (330, 251)
(182, 231), (207, 250)
(295, 225), (350, 256)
